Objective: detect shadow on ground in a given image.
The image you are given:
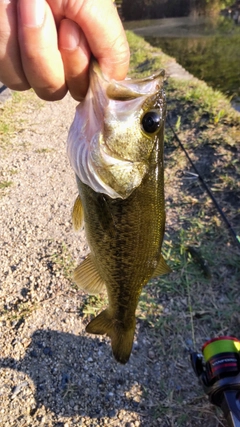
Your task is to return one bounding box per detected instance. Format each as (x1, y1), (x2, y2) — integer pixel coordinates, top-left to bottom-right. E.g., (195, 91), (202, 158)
(0, 328), (162, 425)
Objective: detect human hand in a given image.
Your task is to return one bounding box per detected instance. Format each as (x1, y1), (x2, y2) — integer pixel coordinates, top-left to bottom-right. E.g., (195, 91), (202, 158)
(0, 0), (130, 101)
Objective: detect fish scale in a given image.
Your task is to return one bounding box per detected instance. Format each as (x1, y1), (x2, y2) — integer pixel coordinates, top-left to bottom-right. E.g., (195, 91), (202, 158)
(68, 61), (171, 363)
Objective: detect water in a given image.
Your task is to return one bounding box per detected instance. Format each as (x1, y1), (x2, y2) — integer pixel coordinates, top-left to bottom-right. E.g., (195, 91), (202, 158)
(124, 16), (240, 109)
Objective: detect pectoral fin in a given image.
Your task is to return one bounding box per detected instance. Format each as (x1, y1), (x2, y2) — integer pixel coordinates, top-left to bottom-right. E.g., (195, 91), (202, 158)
(72, 195), (84, 231)
(73, 254), (106, 294)
(152, 254), (172, 277)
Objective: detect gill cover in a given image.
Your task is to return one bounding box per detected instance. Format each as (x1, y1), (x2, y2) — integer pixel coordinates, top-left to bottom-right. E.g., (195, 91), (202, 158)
(67, 61), (166, 199)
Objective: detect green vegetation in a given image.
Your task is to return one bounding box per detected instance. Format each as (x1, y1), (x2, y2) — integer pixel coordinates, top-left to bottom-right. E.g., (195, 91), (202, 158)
(0, 299), (39, 325)
(121, 0), (234, 20)
(0, 179), (14, 198)
(0, 90), (45, 196)
(0, 89), (43, 150)
(127, 30), (240, 426)
(0, 180), (13, 190)
(35, 148), (55, 154)
(147, 16), (240, 101)
(126, 30), (170, 76)
(79, 294), (108, 321)
(50, 242), (75, 282)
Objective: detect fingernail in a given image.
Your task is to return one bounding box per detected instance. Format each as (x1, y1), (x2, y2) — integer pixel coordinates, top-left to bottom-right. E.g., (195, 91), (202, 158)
(60, 23), (81, 50)
(19, 0), (45, 28)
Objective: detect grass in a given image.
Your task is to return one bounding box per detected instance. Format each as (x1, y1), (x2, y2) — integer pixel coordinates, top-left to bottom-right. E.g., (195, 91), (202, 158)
(125, 30), (240, 426)
(78, 294), (108, 321)
(0, 89), (43, 151)
(0, 180), (13, 190)
(126, 30), (170, 77)
(0, 179), (14, 198)
(35, 148), (55, 154)
(0, 300), (39, 326)
(0, 89), (45, 195)
(50, 242), (75, 282)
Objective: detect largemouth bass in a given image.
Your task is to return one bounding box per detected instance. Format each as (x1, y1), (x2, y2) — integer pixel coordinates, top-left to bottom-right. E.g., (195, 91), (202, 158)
(67, 61), (170, 364)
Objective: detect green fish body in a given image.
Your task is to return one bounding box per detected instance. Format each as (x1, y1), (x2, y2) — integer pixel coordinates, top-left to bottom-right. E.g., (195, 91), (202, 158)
(67, 62), (169, 364)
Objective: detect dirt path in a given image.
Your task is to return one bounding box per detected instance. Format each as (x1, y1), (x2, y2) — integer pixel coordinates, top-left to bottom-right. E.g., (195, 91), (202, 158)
(0, 89), (173, 427)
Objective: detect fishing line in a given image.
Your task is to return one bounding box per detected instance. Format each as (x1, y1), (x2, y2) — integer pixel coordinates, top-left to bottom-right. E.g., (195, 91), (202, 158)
(167, 117), (240, 250)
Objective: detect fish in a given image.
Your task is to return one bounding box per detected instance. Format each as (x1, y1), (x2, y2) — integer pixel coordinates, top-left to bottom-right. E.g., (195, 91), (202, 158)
(67, 61), (170, 364)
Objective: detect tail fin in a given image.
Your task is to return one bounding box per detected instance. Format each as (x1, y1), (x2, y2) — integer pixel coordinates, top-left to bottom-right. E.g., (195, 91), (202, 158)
(86, 309), (136, 364)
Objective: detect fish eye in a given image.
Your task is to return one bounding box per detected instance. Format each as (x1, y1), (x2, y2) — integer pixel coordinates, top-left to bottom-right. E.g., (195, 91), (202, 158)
(141, 111), (161, 134)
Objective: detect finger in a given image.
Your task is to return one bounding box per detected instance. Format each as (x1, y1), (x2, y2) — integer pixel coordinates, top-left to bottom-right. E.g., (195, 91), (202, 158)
(48, 0), (130, 81)
(80, 0), (130, 80)
(59, 19), (91, 101)
(18, 0), (67, 101)
(0, 0), (30, 90)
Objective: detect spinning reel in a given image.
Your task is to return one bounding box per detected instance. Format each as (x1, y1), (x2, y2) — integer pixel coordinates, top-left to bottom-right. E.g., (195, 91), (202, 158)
(191, 336), (240, 427)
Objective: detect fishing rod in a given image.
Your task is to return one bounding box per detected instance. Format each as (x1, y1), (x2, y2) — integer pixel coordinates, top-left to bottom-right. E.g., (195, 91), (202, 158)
(167, 122), (240, 424)
(191, 336), (240, 427)
(167, 118), (240, 250)
(0, 84), (7, 94)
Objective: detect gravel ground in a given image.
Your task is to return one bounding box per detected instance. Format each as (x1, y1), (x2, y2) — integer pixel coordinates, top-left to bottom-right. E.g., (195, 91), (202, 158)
(0, 56), (215, 427)
(0, 90), (176, 427)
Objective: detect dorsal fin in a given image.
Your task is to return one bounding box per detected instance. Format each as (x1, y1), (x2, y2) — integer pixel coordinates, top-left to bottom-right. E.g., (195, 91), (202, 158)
(72, 195), (84, 231)
(73, 254), (106, 294)
(152, 254), (172, 278)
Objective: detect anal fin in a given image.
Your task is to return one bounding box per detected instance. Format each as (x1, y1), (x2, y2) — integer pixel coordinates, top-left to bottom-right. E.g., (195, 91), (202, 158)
(152, 254), (172, 278)
(73, 253), (106, 294)
(72, 195), (84, 231)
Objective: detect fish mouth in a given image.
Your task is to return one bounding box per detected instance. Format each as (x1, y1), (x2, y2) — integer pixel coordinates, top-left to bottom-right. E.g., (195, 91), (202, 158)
(67, 61), (166, 199)
(91, 60), (165, 102)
